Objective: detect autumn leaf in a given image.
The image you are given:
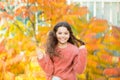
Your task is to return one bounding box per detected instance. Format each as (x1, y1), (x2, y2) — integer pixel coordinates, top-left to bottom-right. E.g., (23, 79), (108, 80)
(89, 18), (108, 33)
(103, 68), (120, 77)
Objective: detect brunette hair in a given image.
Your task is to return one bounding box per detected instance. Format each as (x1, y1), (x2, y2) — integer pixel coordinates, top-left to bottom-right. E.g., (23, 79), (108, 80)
(46, 21), (85, 57)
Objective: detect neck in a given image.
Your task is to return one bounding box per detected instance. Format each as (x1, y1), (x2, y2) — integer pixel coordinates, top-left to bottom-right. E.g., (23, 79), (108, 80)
(57, 42), (68, 48)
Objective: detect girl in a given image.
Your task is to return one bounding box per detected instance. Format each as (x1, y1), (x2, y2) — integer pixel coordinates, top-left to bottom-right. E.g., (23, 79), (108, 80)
(36, 21), (87, 80)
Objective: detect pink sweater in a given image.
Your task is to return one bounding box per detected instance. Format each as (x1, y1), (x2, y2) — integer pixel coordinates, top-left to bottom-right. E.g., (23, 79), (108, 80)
(37, 43), (87, 80)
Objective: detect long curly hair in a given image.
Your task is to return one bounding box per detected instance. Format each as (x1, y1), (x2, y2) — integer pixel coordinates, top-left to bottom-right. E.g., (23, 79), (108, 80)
(45, 21), (85, 57)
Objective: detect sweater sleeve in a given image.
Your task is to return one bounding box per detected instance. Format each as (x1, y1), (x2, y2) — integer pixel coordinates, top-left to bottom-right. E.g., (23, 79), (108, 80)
(37, 54), (54, 79)
(73, 45), (87, 74)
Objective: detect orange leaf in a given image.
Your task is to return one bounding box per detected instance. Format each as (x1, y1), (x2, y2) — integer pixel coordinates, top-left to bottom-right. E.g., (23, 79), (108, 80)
(89, 18), (108, 33)
(0, 2), (5, 9)
(28, 0), (35, 3)
(103, 68), (120, 77)
(0, 40), (6, 53)
(101, 54), (113, 63)
(15, 6), (27, 16)
(69, 6), (88, 16)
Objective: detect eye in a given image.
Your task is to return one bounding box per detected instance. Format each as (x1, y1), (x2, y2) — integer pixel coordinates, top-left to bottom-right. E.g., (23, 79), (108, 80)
(58, 32), (62, 34)
(64, 32), (69, 35)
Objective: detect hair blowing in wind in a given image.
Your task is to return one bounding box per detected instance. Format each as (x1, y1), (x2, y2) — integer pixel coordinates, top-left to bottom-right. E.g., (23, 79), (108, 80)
(45, 21), (85, 57)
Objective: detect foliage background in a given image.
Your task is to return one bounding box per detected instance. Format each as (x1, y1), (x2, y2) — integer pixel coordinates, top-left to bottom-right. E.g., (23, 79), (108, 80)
(0, 0), (120, 80)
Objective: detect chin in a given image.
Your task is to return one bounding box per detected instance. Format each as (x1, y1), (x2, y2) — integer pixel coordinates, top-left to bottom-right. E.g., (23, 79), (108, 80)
(59, 42), (67, 44)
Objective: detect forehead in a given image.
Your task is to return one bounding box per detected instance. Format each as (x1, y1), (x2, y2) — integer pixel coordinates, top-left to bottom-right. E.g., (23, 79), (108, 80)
(57, 26), (69, 32)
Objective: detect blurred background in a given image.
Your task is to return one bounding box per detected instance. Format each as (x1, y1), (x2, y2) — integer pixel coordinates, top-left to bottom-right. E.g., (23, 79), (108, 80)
(0, 0), (120, 80)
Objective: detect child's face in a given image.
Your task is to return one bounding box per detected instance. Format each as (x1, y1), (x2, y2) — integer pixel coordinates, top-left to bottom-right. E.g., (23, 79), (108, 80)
(56, 26), (70, 45)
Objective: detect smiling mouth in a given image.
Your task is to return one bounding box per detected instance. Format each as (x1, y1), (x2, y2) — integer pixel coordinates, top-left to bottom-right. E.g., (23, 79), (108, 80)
(60, 39), (66, 41)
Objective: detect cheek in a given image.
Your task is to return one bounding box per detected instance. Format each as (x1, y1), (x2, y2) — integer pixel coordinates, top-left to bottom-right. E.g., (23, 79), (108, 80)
(67, 34), (70, 38)
(56, 35), (61, 40)
(68, 35), (70, 40)
(64, 35), (70, 41)
(56, 34), (60, 38)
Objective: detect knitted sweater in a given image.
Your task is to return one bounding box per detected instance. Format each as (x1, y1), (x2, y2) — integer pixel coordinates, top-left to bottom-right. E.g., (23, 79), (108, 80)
(37, 43), (87, 80)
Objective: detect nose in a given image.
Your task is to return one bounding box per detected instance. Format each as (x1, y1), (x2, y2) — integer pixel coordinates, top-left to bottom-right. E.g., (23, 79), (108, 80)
(60, 34), (66, 37)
